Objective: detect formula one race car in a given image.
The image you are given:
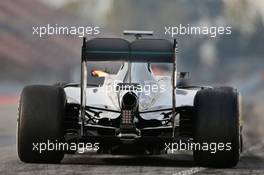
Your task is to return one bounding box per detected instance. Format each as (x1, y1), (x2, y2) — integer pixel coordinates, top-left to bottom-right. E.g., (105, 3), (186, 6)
(17, 31), (242, 167)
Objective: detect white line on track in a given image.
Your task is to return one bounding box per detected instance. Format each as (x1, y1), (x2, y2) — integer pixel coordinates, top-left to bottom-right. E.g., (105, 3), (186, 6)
(173, 167), (206, 175)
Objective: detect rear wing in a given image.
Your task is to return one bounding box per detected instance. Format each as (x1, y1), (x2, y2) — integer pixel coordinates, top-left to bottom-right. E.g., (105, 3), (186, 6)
(79, 36), (178, 138)
(84, 38), (174, 63)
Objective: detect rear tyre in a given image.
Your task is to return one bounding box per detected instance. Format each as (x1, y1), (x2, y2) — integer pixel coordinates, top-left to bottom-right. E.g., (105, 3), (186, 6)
(193, 87), (240, 168)
(17, 85), (66, 163)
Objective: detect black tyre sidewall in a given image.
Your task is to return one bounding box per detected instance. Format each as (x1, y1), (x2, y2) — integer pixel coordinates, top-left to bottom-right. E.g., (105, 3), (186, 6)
(193, 87), (240, 168)
(17, 85), (66, 163)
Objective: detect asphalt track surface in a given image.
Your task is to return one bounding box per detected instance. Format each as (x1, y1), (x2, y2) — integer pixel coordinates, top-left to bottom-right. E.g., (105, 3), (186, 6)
(1, 104), (264, 175)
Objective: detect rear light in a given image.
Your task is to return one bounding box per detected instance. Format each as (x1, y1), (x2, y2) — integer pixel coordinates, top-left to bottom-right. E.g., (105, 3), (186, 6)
(120, 110), (138, 135)
(121, 110), (133, 125)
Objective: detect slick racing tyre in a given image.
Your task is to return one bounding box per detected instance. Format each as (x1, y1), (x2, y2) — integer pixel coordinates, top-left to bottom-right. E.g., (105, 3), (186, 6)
(193, 87), (240, 168)
(17, 85), (66, 163)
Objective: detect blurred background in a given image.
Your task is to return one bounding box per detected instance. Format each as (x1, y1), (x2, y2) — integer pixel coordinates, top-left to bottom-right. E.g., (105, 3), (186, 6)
(0, 0), (263, 146)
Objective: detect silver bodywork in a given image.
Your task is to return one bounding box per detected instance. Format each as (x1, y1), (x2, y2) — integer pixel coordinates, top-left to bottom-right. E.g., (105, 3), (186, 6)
(64, 62), (198, 121)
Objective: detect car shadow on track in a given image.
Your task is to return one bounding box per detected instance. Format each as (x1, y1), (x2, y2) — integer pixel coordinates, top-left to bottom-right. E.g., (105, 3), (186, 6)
(62, 153), (197, 167)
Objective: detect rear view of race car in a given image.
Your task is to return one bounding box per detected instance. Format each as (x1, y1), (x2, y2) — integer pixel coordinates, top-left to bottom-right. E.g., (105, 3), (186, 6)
(17, 31), (242, 167)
